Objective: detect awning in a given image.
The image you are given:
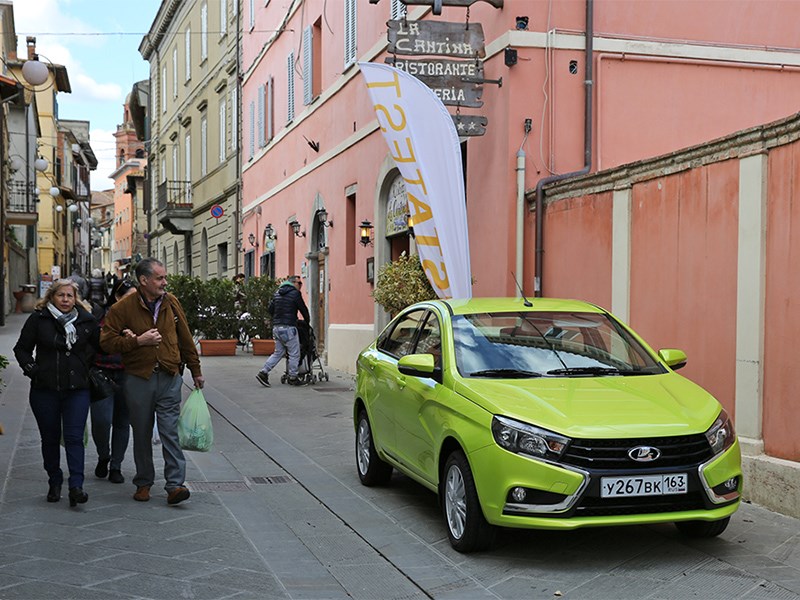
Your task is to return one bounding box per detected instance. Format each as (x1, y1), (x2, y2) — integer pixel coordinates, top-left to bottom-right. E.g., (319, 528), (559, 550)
(0, 74), (23, 104)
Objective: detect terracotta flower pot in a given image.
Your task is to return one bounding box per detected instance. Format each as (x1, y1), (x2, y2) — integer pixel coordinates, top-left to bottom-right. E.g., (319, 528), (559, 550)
(198, 339), (238, 356)
(251, 338), (276, 355)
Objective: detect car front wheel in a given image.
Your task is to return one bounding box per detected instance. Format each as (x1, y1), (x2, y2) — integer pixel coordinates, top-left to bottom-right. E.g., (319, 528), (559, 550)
(442, 451), (494, 552)
(675, 516), (730, 538)
(355, 409), (392, 486)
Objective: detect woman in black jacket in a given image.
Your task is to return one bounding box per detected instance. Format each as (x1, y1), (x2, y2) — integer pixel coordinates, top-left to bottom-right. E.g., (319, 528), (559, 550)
(14, 279), (100, 506)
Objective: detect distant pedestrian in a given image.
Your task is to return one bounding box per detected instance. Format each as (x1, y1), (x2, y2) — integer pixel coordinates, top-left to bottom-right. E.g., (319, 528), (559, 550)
(13, 279), (100, 507)
(88, 268), (107, 311)
(100, 258), (203, 505)
(256, 276), (309, 387)
(68, 267), (90, 300)
(90, 279), (137, 485)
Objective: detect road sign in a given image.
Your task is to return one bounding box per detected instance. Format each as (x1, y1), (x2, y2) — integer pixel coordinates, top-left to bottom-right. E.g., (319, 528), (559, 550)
(210, 204), (224, 219)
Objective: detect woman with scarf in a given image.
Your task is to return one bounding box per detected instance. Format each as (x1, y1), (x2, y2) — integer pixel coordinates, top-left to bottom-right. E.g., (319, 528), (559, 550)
(14, 279), (100, 507)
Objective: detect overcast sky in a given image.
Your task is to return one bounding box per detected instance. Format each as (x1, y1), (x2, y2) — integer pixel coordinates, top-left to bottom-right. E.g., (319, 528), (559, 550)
(13, 0), (161, 190)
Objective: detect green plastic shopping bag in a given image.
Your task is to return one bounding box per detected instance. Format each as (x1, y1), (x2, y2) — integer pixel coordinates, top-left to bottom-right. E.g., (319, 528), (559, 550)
(178, 388), (214, 451)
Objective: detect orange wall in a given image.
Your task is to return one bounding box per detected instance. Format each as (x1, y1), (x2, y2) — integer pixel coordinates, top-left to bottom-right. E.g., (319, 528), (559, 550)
(764, 143), (800, 461)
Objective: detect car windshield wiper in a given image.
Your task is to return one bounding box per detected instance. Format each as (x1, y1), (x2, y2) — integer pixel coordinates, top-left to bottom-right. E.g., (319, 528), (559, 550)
(468, 368), (543, 378)
(546, 366), (640, 377)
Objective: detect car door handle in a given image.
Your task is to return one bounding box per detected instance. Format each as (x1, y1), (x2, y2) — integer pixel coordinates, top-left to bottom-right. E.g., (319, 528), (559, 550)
(395, 375), (406, 389)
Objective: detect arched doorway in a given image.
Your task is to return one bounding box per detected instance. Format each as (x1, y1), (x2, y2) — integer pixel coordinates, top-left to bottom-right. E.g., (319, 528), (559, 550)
(172, 241), (179, 273)
(385, 173), (411, 261)
(308, 194), (329, 359)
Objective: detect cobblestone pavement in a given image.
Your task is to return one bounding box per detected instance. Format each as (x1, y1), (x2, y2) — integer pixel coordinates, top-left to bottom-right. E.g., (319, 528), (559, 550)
(0, 313), (798, 599)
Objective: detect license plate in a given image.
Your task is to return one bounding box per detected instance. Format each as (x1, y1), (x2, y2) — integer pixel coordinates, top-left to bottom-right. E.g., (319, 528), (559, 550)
(600, 473), (688, 498)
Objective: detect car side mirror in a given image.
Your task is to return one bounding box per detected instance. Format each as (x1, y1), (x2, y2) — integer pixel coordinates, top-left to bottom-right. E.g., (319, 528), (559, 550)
(398, 353), (442, 383)
(658, 348), (687, 371)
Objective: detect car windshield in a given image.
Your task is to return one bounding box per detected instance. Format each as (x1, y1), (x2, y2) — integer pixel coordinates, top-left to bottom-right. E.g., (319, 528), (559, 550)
(452, 311), (664, 378)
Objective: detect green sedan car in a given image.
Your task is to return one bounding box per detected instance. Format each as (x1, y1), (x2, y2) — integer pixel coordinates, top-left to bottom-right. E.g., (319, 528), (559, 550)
(354, 298), (741, 552)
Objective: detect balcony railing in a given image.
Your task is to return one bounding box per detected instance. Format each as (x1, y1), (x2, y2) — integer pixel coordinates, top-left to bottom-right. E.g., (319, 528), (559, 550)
(8, 181), (38, 225)
(156, 180), (193, 234)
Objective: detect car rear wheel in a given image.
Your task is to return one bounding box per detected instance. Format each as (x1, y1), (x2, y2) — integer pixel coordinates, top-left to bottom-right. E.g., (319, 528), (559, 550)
(442, 451), (494, 553)
(355, 409), (392, 486)
(675, 516), (730, 538)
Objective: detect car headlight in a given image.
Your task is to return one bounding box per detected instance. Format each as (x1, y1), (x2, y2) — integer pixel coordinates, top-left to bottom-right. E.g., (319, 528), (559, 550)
(492, 416), (570, 461)
(705, 409), (736, 455)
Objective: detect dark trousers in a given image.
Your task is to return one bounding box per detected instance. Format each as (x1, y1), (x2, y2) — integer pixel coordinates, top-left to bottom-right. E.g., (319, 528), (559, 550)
(90, 370), (130, 471)
(29, 388), (90, 489)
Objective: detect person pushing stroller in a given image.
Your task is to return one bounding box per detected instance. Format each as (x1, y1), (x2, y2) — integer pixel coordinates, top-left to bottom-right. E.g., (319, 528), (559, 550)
(256, 276), (310, 387)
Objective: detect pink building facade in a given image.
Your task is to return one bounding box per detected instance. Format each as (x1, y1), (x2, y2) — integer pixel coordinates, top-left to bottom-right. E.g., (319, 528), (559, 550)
(240, 0), (800, 371)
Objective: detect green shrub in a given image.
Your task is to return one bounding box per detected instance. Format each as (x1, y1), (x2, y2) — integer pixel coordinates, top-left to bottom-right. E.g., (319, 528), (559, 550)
(196, 278), (240, 340)
(241, 276), (280, 339)
(166, 274), (204, 336)
(372, 252), (436, 315)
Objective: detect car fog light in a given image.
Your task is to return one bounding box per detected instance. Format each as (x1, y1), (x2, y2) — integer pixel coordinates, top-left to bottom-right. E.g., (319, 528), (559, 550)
(723, 477), (738, 491)
(511, 487), (527, 502)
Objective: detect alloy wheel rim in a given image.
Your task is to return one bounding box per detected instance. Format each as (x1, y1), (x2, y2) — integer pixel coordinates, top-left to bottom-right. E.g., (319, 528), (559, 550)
(357, 420), (371, 475)
(445, 465), (466, 539)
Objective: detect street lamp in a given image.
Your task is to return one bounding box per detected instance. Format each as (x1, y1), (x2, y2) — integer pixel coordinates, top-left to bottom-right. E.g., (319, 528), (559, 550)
(34, 156), (48, 172)
(248, 232), (257, 247)
(317, 208), (333, 228)
(359, 220), (374, 247)
(289, 219), (305, 238)
(264, 223), (276, 240)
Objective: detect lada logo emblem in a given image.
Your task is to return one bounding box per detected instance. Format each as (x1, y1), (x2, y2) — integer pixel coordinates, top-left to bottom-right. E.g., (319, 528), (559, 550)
(628, 446), (661, 462)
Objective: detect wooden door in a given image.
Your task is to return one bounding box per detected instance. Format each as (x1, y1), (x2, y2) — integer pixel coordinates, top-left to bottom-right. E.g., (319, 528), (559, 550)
(317, 254), (326, 352)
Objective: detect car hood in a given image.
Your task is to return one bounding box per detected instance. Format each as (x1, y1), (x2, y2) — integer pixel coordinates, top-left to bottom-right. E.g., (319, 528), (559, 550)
(453, 373), (721, 438)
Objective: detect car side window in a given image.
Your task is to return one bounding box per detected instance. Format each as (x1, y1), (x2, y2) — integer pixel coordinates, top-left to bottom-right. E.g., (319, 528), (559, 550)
(378, 310), (425, 359)
(414, 312), (442, 368)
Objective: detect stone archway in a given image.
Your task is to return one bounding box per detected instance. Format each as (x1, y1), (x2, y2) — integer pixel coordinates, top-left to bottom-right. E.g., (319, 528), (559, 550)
(306, 193), (329, 359)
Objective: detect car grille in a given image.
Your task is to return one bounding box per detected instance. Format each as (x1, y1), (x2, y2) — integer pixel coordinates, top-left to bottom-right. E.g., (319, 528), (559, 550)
(561, 434), (713, 470)
(575, 491), (707, 516)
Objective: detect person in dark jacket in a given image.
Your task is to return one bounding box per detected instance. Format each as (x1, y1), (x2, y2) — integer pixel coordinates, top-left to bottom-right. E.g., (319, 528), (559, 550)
(256, 276), (310, 387)
(13, 279), (100, 507)
(90, 279), (136, 485)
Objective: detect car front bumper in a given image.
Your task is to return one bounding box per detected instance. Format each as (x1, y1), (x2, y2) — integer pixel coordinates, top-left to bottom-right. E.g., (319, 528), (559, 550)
(469, 438), (742, 530)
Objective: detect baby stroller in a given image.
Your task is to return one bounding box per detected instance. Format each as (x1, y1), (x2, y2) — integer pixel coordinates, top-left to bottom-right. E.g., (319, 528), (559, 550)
(281, 320), (329, 384)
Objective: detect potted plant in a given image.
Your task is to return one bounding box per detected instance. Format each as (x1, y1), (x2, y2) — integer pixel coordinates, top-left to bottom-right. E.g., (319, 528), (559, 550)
(167, 274), (203, 337)
(372, 252), (436, 316)
(242, 275), (280, 355)
(196, 277), (240, 355)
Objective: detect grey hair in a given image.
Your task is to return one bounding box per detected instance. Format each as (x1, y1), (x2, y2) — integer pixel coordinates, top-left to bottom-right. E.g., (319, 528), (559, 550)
(135, 258), (165, 283)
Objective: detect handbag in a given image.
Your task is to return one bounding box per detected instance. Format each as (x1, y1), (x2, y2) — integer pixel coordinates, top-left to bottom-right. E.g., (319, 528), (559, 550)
(88, 367), (119, 402)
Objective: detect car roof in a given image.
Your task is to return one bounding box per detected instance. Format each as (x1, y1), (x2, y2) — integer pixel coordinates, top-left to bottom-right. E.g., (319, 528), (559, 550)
(425, 297), (607, 316)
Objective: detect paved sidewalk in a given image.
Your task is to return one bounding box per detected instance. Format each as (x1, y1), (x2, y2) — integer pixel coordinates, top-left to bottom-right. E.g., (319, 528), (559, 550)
(0, 312), (799, 599)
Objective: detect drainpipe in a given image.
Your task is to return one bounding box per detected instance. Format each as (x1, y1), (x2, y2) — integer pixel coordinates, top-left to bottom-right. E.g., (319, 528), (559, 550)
(534, 0), (594, 297)
(515, 149), (525, 295)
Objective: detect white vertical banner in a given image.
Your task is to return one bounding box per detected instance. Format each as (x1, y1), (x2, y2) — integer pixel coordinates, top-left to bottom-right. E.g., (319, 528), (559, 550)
(360, 62), (472, 299)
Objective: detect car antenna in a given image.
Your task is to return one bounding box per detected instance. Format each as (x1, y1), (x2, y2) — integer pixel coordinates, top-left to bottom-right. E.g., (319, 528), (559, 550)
(511, 272), (533, 307)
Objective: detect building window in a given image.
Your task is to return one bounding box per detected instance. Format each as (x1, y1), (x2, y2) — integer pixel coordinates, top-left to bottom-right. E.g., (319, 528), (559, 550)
(161, 66), (166, 113)
(172, 47), (178, 98)
(248, 100), (255, 159)
(185, 132), (191, 181)
(185, 27), (191, 82)
(230, 85), (238, 153)
(218, 243), (228, 274)
(257, 83), (266, 147)
(266, 76), (273, 141)
(160, 156), (166, 183)
(201, 3), (208, 61)
(220, 0), (227, 36)
(172, 142), (179, 181)
(219, 99), (227, 162)
(260, 251), (275, 278)
(287, 51), (295, 123)
(303, 26), (313, 105)
(344, 0), (357, 67)
(346, 190), (356, 266)
(200, 114), (208, 176)
(248, 0), (254, 29)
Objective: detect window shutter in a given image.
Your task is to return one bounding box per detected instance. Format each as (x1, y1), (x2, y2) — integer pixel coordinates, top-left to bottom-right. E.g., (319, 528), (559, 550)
(287, 52), (295, 123)
(201, 3), (208, 60)
(303, 25), (313, 105)
(201, 116), (207, 176)
(267, 76), (274, 142)
(172, 48), (178, 97)
(249, 0), (254, 29)
(161, 66), (167, 113)
(231, 86), (238, 152)
(344, 0), (357, 67)
(185, 133), (191, 182)
(257, 84), (265, 147)
(248, 101), (255, 159)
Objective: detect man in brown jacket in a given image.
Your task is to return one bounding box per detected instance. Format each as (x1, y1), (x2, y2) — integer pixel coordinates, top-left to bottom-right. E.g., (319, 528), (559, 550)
(101, 258), (204, 505)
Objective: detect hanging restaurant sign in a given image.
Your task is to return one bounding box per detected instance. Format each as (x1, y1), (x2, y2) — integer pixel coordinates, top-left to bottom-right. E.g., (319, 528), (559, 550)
(371, 0), (503, 16)
(452, 114), (487, 136)
(385, 57), (484, 107)
(387, 20), (485, 58)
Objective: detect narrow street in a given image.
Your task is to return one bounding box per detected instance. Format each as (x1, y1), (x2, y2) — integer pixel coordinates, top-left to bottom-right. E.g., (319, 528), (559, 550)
(0, 312), (798, 600)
